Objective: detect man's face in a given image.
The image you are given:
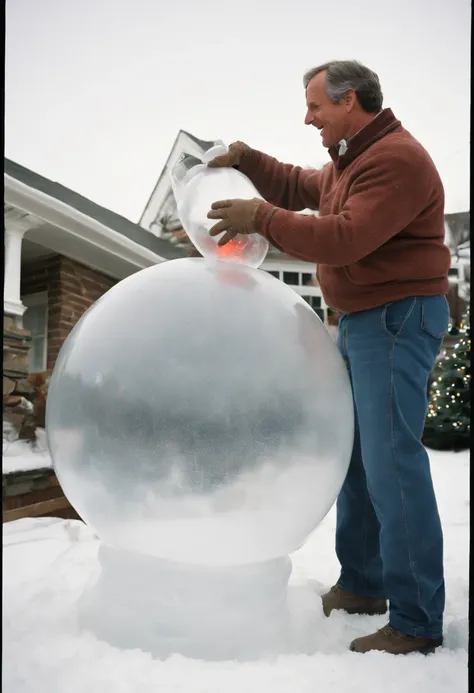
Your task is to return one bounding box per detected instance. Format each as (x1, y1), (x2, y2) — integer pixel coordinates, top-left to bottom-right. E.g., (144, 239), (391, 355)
(304, 71), (355, 149)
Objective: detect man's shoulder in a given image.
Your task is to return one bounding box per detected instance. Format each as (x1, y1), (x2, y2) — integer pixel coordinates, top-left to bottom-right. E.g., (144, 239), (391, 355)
(354, 128), (444, 199)
(369, 127), (437, 169)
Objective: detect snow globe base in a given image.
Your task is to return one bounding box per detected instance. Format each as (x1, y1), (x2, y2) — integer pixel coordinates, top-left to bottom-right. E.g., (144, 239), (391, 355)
(79, 542), (292, 661)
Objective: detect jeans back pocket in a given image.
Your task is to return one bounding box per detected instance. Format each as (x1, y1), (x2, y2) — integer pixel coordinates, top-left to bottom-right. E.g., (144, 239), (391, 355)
(420, 296), (450, 339)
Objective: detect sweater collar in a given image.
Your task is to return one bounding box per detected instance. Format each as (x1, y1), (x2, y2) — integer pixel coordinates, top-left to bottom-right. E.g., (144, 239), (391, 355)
(328, 108), (401, 170)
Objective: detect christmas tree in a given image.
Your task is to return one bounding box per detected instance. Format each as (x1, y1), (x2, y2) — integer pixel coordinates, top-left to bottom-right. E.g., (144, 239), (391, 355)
(423, 312), (471, 451)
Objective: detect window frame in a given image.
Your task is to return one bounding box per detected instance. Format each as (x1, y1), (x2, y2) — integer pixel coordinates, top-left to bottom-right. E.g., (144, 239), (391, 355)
(22, 291), (49, 372)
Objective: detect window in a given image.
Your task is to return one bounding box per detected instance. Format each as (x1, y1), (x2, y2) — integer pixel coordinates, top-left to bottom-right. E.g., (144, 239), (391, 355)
(283, 271), (299, 285)
(22, 292), (48, 372)
(303, 296), (321, 309)
(266, 271), (280, 279)
(448, 267), (459, 278)
(302, 273), (314, 285)
(313, 308), (325, 322)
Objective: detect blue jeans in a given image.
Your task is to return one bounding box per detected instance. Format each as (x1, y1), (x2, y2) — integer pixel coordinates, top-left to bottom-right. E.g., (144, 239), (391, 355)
(335, 295), (449, 639)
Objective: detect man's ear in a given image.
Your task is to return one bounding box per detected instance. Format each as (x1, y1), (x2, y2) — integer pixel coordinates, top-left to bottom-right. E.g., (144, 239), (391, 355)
(344, 89), (358, 113)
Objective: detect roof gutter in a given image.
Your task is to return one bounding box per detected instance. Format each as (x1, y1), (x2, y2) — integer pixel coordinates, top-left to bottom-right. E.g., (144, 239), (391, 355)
(4, 174), (166, 269)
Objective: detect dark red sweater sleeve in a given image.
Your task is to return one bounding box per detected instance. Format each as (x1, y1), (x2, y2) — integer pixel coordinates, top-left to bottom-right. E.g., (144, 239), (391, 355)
(253, 153), (436, 266)
(237, 148), (322, 212)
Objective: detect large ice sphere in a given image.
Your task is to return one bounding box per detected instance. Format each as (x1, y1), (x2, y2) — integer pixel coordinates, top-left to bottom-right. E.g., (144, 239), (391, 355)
(46, 258), (353, 567)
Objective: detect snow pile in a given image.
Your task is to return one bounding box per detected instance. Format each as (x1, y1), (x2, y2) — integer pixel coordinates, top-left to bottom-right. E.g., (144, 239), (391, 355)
(2, 425), (52, 475)
(2, 450), (469, 693)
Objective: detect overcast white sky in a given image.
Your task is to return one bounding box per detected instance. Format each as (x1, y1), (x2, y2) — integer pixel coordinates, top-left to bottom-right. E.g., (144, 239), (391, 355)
(5, 0), (471, 222)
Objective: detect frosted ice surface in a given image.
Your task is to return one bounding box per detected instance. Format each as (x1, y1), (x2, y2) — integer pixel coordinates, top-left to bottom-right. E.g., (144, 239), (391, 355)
(47, 258), (353, 566)
(175, 166), (269, 267)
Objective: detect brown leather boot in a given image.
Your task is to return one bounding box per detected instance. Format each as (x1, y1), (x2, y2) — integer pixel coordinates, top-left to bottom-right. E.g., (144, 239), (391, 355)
(350, 624), (443, 654)
(321, 584), (388, 617)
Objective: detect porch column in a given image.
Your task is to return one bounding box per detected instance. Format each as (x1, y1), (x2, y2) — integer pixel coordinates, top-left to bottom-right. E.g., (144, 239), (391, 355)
(4, 228), (26, 317)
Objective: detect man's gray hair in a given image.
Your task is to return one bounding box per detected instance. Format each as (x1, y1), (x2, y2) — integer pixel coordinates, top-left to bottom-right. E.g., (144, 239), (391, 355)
(303, 60), (383, 113)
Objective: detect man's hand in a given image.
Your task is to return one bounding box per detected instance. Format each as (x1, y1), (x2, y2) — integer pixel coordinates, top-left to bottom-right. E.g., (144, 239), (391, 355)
(206, 141), (249, 169)
(207, 198), (263, 246)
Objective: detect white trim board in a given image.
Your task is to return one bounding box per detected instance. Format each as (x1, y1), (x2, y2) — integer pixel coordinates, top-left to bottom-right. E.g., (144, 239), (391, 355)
(4, 174), (166, 272)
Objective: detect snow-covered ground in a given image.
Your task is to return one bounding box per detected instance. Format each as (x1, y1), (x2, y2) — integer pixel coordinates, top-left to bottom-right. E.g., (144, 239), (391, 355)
(2, 448), (469, 693)
(2, 424), (51, 474)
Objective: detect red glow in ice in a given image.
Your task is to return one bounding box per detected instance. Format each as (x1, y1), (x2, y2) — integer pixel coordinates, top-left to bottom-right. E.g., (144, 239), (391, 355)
(216, 239), (247, 257)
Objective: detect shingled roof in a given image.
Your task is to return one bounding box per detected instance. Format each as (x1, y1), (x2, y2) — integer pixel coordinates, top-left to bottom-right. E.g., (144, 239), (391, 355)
(4, 158), (186, 260)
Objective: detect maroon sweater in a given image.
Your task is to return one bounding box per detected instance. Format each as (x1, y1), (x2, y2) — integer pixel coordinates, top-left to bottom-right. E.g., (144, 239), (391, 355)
(239, 109), (451, 314)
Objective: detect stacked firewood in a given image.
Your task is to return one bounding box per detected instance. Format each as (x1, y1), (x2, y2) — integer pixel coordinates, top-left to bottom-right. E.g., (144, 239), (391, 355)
(3, 372), (49, 442)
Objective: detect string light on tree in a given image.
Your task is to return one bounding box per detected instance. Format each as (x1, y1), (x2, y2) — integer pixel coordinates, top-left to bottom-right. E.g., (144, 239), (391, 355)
(423, 311), (471, 450)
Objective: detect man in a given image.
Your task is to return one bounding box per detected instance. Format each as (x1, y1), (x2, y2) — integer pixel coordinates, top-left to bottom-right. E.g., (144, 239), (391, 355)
(206, 60), (451, 655)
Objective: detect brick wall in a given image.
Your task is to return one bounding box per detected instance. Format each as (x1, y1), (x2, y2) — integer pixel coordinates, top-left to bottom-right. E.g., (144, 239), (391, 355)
(21, 255), (117, 370)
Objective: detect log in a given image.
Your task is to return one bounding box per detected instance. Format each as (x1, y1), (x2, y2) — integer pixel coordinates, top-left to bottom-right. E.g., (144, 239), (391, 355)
(3, 377), (16, 396)
(3, 395), (34, 413)
(14, 378), (35, 395)
(3, 496), (71, 522)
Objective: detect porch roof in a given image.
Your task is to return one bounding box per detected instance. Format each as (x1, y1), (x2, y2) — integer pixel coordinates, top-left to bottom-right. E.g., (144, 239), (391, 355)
(4, 158), (186, 262)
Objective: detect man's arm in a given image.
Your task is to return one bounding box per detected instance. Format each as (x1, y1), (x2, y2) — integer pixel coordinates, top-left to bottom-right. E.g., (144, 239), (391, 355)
(208, 141), (322, 212)
(238, 147), (322, 212)
(254, 153), (436, 265)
